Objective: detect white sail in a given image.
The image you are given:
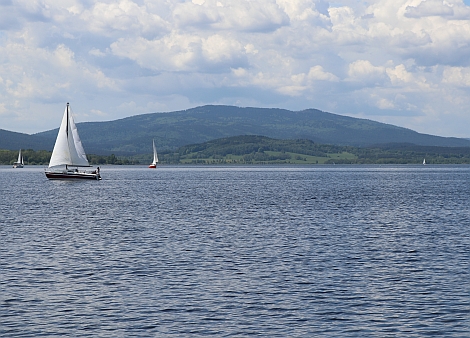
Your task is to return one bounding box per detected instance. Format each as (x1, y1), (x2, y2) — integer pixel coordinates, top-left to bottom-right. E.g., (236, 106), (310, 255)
(48, 103), (90, 168)
(152, 139), (158, 165)
(423, 158), (426, 165)
(13, 149), (24, 167)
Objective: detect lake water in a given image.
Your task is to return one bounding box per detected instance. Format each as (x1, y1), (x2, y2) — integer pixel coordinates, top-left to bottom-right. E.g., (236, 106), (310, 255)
(1, 165), (469, 337)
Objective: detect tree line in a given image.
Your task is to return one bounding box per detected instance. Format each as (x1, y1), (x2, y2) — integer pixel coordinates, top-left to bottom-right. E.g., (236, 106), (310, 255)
(2, 136), (470, 165)
(0, 149), (136, 166)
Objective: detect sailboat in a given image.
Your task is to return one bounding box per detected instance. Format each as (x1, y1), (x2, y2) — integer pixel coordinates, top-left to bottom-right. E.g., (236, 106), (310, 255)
(45, 103), (101, 180)
(149, 139), (158, 168)
(423, 158), (426, 165)
(13, 149), (24, 168)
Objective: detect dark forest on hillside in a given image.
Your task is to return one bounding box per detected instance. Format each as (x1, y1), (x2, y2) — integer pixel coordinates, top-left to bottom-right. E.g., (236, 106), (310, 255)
(3, 135), (470, 165)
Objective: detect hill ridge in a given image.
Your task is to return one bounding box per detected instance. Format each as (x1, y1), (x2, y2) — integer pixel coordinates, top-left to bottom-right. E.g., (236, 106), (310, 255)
(1, 105), (468, 154)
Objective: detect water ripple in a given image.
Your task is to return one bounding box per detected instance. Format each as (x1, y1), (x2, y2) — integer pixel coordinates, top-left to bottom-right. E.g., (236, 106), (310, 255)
(1, 165), (469, 337)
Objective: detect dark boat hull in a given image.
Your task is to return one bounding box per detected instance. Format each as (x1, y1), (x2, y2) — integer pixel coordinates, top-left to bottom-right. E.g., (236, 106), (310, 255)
(45, 171), (101, 180)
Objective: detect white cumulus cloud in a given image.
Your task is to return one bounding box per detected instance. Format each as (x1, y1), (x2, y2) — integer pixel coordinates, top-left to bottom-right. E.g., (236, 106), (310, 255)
(0, 0), (470, 137)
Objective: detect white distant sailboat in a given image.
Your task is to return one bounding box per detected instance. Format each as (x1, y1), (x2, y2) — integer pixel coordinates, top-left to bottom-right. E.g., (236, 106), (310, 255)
(149, 139), (158, 168)
(13, 149), (24, 168)
(423, 158), (426, 165)
(45, 103), (101, 180)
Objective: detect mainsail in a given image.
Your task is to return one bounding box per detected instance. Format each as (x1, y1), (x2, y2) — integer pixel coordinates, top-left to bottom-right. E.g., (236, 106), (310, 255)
(17, 149), (23, 164)
(13, 149), (24, 167)
(48, 103), (90, 168)
(152, 139), (158, 165)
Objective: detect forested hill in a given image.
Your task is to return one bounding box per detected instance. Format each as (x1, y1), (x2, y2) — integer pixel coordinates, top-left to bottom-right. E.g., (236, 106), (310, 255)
(0, 128), (53, 151)
(169, 135), (470, 165)
(3, 105), (470, 154)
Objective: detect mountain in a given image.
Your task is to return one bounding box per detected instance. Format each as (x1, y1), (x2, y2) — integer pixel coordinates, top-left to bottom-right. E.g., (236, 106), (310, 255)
(0, 129), (53, 151)
(2, 105), (469, 154)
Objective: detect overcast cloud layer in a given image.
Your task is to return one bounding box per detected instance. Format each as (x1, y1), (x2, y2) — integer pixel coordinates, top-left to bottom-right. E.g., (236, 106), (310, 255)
(1, 0), (470, 137)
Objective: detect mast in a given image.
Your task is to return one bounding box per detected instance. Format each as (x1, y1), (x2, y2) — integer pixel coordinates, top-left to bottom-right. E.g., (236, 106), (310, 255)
(66, 102), (69, 139)
(66, 103), (69, 170)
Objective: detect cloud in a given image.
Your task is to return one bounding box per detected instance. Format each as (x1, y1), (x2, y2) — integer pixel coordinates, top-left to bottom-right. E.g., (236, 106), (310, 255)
(1, 0), (470, 138)
(404, 0), (470, 19)
(0, 102), (7, 116)
(80, 0), (168, 37)
(89, 48), (106, 57)
(405, 0), (454, 18)
(0, 41), (117, 114)
(173, 0), (289, 32)
(110, 32), (247, 72)
(276, 0), (329, 22)
(308, 65), (339, 81)
(442, 66), (470, 86)
(375, 97), (395, 109)
(347, 60), (387, 85)
(386, 64), (415, 85)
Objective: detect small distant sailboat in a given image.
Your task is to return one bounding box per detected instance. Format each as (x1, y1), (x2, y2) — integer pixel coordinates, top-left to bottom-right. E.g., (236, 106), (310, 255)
(149, 139), (158, 168)
(423, 158), (426, 165)
(45, 103), (101, 180)
(13, 149), (24, 168)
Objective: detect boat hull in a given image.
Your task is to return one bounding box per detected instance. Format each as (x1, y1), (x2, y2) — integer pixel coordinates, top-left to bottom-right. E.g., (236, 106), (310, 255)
(13, 164), (24, 168)
(149, 164), (157, 168)
(45, 171), (101, 180)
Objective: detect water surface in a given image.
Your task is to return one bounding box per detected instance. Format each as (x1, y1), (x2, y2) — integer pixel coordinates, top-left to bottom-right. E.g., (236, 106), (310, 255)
(1, 165), (469, 336)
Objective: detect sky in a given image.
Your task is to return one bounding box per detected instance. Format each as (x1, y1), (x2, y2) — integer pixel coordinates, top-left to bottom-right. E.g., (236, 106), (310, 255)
(1, 0), (470, 137)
